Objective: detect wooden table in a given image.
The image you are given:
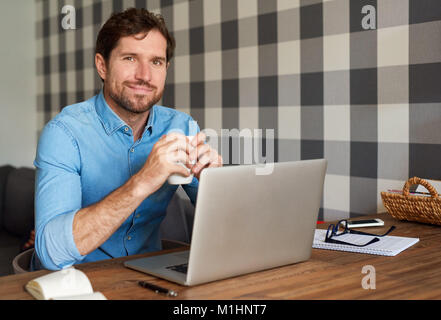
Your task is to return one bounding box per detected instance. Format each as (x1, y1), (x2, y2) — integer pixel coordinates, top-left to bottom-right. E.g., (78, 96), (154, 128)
(1, 213), (440, 300)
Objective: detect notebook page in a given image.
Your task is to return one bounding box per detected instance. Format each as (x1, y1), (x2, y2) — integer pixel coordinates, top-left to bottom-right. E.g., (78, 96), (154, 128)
(26, 267), (94, 300)
(52, 292), (107, 300)
(313, 229), (419, 256)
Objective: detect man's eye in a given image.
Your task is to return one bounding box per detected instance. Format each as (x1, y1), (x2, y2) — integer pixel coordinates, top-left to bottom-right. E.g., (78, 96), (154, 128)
(124, 56), (135, 62)
(153, 59), (163, 66)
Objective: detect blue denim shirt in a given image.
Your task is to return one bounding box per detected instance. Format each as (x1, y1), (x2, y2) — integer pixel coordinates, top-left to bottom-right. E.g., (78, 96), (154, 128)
(32, 91), (199, 270)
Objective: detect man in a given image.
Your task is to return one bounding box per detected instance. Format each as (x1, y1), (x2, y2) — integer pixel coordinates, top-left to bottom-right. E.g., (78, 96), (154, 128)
(32, 8), (222, 271)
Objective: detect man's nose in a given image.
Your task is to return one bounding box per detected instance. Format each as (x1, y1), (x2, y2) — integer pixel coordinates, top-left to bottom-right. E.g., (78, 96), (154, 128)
(135, 61), (152, 82)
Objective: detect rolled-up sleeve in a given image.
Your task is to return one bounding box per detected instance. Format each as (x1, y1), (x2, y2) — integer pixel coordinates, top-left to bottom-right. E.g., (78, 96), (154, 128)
(34, 120), (86, 270)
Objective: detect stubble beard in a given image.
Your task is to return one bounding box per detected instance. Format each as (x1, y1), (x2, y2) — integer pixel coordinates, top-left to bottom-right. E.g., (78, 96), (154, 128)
(108, 81), (163, 115)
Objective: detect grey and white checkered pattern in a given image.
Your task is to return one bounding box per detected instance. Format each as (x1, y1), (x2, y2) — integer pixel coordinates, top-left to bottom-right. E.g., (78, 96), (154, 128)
(36, 0), (441, 221)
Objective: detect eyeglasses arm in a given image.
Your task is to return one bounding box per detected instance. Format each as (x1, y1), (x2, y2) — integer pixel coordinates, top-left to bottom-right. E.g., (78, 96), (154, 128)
(325, 237), (380, 247)
(349, 226), (395, 237)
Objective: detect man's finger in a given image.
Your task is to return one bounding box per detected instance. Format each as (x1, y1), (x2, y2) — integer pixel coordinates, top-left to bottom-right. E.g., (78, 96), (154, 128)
(190, 132), (206, 147)
(161, 135), (192, 156)
(167, 149), (190, 165)
(189, 143), (210, 163)
(171, 162), (192, 177)
(192, 150), (215, 174)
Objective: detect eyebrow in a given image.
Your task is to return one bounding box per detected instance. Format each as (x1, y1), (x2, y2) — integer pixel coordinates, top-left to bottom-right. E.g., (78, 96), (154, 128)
(153, 56), (166, 62)
(119, 52), (166, 61)
(118, 52), (139, 57)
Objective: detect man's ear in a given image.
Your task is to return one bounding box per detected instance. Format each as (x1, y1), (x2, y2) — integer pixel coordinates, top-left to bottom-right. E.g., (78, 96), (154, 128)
(166, 61), (170, 70)
(95, 53), (107, 81)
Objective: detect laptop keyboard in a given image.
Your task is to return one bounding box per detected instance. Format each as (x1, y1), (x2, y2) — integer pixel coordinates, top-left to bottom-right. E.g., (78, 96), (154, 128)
(166, 263), (188, 274)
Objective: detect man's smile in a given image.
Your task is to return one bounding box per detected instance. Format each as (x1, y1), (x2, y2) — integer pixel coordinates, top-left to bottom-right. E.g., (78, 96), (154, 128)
(125, 82), (156, 94)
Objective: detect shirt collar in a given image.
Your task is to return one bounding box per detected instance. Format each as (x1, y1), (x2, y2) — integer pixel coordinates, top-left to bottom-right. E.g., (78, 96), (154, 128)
(95, 90), (156, 136)
(145, 104), (155, 135)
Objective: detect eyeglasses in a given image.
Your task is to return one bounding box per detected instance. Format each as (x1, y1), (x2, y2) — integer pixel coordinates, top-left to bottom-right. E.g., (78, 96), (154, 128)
(325, 220), (396, 247)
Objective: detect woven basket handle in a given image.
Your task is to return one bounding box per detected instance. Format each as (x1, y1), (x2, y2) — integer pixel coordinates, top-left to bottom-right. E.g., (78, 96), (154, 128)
(403, 177), (439, 198)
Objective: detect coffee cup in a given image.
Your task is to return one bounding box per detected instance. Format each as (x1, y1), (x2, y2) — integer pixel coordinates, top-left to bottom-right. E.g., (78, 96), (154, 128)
(167, 136), (195, 185)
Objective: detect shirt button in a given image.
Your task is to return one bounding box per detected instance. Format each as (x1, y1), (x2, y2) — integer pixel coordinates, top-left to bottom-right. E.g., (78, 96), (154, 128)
(130, 148), (135, 153)
(127, 236), (132, 240)
(124, 127), (129, 132)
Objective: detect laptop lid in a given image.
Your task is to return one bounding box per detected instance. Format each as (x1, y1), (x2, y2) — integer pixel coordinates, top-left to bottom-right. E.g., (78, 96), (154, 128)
(185, 159), (326, 286)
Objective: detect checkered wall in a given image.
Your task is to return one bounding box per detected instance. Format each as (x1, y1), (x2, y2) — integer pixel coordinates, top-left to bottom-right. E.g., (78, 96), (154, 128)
(36, 0), (441, 221)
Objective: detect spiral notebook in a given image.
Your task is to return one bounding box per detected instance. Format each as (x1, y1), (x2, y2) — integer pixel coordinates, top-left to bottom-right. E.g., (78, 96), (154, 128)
(313, 229), (419, 256)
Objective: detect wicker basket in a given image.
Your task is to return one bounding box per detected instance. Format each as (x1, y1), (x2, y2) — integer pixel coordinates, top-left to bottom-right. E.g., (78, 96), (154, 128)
(381, 177), (441, 226)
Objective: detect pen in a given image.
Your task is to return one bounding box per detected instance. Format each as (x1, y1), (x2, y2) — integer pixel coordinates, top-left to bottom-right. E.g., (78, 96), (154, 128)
(138, 280), (178, 297)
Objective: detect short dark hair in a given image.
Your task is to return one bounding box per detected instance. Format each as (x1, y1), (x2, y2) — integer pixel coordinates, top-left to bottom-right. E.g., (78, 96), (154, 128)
(95, 8), (175, 63)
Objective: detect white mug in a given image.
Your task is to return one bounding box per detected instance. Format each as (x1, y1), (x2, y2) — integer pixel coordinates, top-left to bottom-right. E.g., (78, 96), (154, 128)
(167, 136), (195, 185)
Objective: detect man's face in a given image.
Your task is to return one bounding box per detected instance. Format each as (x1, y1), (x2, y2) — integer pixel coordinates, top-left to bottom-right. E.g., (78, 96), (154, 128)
(97, 29), (168, 114)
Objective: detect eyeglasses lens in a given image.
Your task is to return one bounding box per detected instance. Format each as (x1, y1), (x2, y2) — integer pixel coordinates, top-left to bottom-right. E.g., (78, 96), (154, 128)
(335, 221), (347, 235)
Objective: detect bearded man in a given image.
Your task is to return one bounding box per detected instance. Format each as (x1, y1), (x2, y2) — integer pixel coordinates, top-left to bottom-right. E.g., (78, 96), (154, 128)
(32, 8), (221, 271)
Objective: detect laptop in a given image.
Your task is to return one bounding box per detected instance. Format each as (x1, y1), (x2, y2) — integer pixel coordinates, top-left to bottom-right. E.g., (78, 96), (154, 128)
(124, 159), (327, 286)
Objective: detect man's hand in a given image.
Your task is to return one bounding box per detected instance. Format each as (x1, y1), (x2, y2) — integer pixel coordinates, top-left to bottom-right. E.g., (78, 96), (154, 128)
(135, 133), (193, 196)
(188, 132), (223, 180)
